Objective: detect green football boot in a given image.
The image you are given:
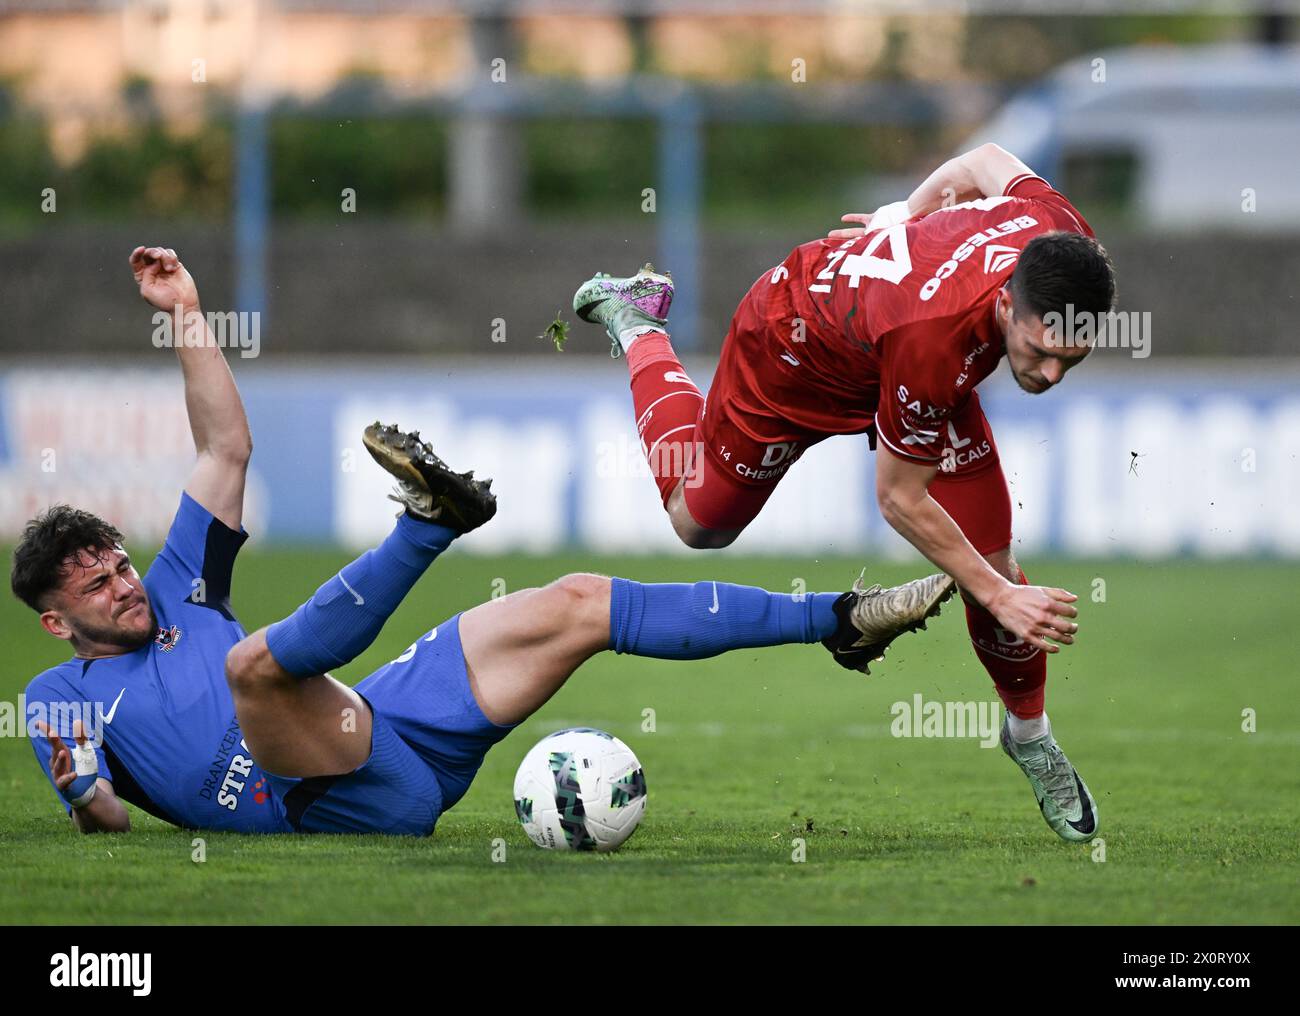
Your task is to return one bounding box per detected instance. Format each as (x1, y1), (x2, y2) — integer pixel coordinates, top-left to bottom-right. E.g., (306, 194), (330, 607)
(1000, 715), (1099, 843)
(572, 263), (674, 358)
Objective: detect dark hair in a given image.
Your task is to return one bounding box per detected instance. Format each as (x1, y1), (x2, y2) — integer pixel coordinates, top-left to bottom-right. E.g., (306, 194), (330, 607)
(1009, 231), (1116, 321)
(10, 505), (125, 612)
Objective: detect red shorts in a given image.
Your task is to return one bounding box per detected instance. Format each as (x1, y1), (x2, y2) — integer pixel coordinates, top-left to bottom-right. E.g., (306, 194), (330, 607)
(684, 286), (1012, 556)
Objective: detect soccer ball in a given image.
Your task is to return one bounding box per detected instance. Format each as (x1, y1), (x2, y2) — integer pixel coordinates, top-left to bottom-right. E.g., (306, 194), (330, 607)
(513, 728), (647, 852)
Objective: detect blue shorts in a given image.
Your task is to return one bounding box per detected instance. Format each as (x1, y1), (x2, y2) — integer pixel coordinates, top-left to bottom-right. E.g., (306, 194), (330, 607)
(266, 613), (516, 836)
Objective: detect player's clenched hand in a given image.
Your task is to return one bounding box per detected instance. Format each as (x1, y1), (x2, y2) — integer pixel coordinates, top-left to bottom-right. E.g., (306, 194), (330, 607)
(987, 583), (1079, 654)
(129, 245), (200, 313)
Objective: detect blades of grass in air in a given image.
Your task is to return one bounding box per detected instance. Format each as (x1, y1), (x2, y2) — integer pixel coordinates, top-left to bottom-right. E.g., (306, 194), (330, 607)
(542, 313), (570, 352)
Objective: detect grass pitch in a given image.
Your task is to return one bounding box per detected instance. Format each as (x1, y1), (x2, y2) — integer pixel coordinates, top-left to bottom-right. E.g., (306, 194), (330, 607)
(2, 550), (1297, 925)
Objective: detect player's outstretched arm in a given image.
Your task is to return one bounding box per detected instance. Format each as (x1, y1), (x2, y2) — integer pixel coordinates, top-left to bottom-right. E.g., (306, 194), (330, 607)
(36, 721), (130, 834)
(830, 143), (1037, 238)
(908, 142), (1036, 214)
(875, 448), (1077, 654)
(129, 246), (252, 531)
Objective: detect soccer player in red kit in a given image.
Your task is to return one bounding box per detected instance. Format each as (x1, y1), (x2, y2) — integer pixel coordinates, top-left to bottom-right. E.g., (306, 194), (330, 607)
(572, 144), (1114, 842)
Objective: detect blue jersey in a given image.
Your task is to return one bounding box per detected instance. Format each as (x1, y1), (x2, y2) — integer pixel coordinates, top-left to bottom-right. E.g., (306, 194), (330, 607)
(26, 493), (291, 833)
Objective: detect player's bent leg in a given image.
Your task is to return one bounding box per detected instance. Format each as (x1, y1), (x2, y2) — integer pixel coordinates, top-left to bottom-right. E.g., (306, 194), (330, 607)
(225, 628), (373, 778)
(666, 433), (786, 549)
(928, 461), (1098, 842)
(928, 462), (1045, 715)
(231, 422), (498, 779)
(574, 265), (806, 552)
(459, 572), (849, 727)
(574, 265), (711, 521)
(978, 543), (1098, 843)
(458, 574), (614, 727)
(665, 480), (744, 549)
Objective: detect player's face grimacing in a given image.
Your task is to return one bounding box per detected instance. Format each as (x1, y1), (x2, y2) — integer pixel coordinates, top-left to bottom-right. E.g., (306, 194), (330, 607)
(40, 545), (157, 654)
(996, 287), (1091, 395)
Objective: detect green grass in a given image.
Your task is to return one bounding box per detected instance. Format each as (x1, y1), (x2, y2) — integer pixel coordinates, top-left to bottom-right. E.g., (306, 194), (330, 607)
(2, 551), (1298, 925)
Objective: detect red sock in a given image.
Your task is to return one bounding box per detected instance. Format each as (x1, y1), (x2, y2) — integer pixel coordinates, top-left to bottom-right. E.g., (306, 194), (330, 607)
(963, 568), (1046, 718)
(625, 331), (705, 506)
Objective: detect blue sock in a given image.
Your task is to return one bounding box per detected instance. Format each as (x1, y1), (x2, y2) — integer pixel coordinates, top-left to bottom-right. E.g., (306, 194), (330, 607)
(608, 578), (841, 660)
(266, 515), (457, 676)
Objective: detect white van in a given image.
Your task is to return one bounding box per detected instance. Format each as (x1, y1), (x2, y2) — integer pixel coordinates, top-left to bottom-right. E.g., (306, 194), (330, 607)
(960, 44), (1300, 231)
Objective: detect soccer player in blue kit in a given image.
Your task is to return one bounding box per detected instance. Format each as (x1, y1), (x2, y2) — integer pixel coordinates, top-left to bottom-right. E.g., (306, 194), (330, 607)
(16, 246), (947, 837)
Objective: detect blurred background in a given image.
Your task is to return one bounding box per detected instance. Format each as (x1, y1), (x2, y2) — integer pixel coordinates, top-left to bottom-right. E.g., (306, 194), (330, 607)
(4, 5), (1298, 930)
(0, 0), (1297, 556)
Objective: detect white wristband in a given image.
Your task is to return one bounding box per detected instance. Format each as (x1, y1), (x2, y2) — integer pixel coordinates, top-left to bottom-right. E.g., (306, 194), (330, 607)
(66, 741), (100, 808)
(869, 199), (912, 230)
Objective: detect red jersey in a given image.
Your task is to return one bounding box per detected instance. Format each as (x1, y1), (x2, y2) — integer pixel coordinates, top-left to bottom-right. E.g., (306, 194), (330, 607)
(731, 174), (1094, 465)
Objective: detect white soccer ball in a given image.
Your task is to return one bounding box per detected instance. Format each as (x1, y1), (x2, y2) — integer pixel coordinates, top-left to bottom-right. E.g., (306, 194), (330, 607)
(513, 728), (647, 852)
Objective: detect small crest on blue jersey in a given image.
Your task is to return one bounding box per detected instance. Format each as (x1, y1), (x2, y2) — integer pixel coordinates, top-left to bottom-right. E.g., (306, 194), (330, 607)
(154, 625), (183, 652)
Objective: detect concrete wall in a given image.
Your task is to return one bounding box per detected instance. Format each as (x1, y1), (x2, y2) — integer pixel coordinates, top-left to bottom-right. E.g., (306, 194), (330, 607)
(1, 221), (1297, 358)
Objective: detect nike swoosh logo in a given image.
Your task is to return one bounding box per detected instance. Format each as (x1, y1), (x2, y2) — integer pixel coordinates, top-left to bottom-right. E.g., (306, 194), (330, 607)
(339, 574), (365, 606)
(1066, 771), (1096, 835)
(708, 583), (719, 614)
(99, 687), (126, 725)
(424, 627), (438, 642)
